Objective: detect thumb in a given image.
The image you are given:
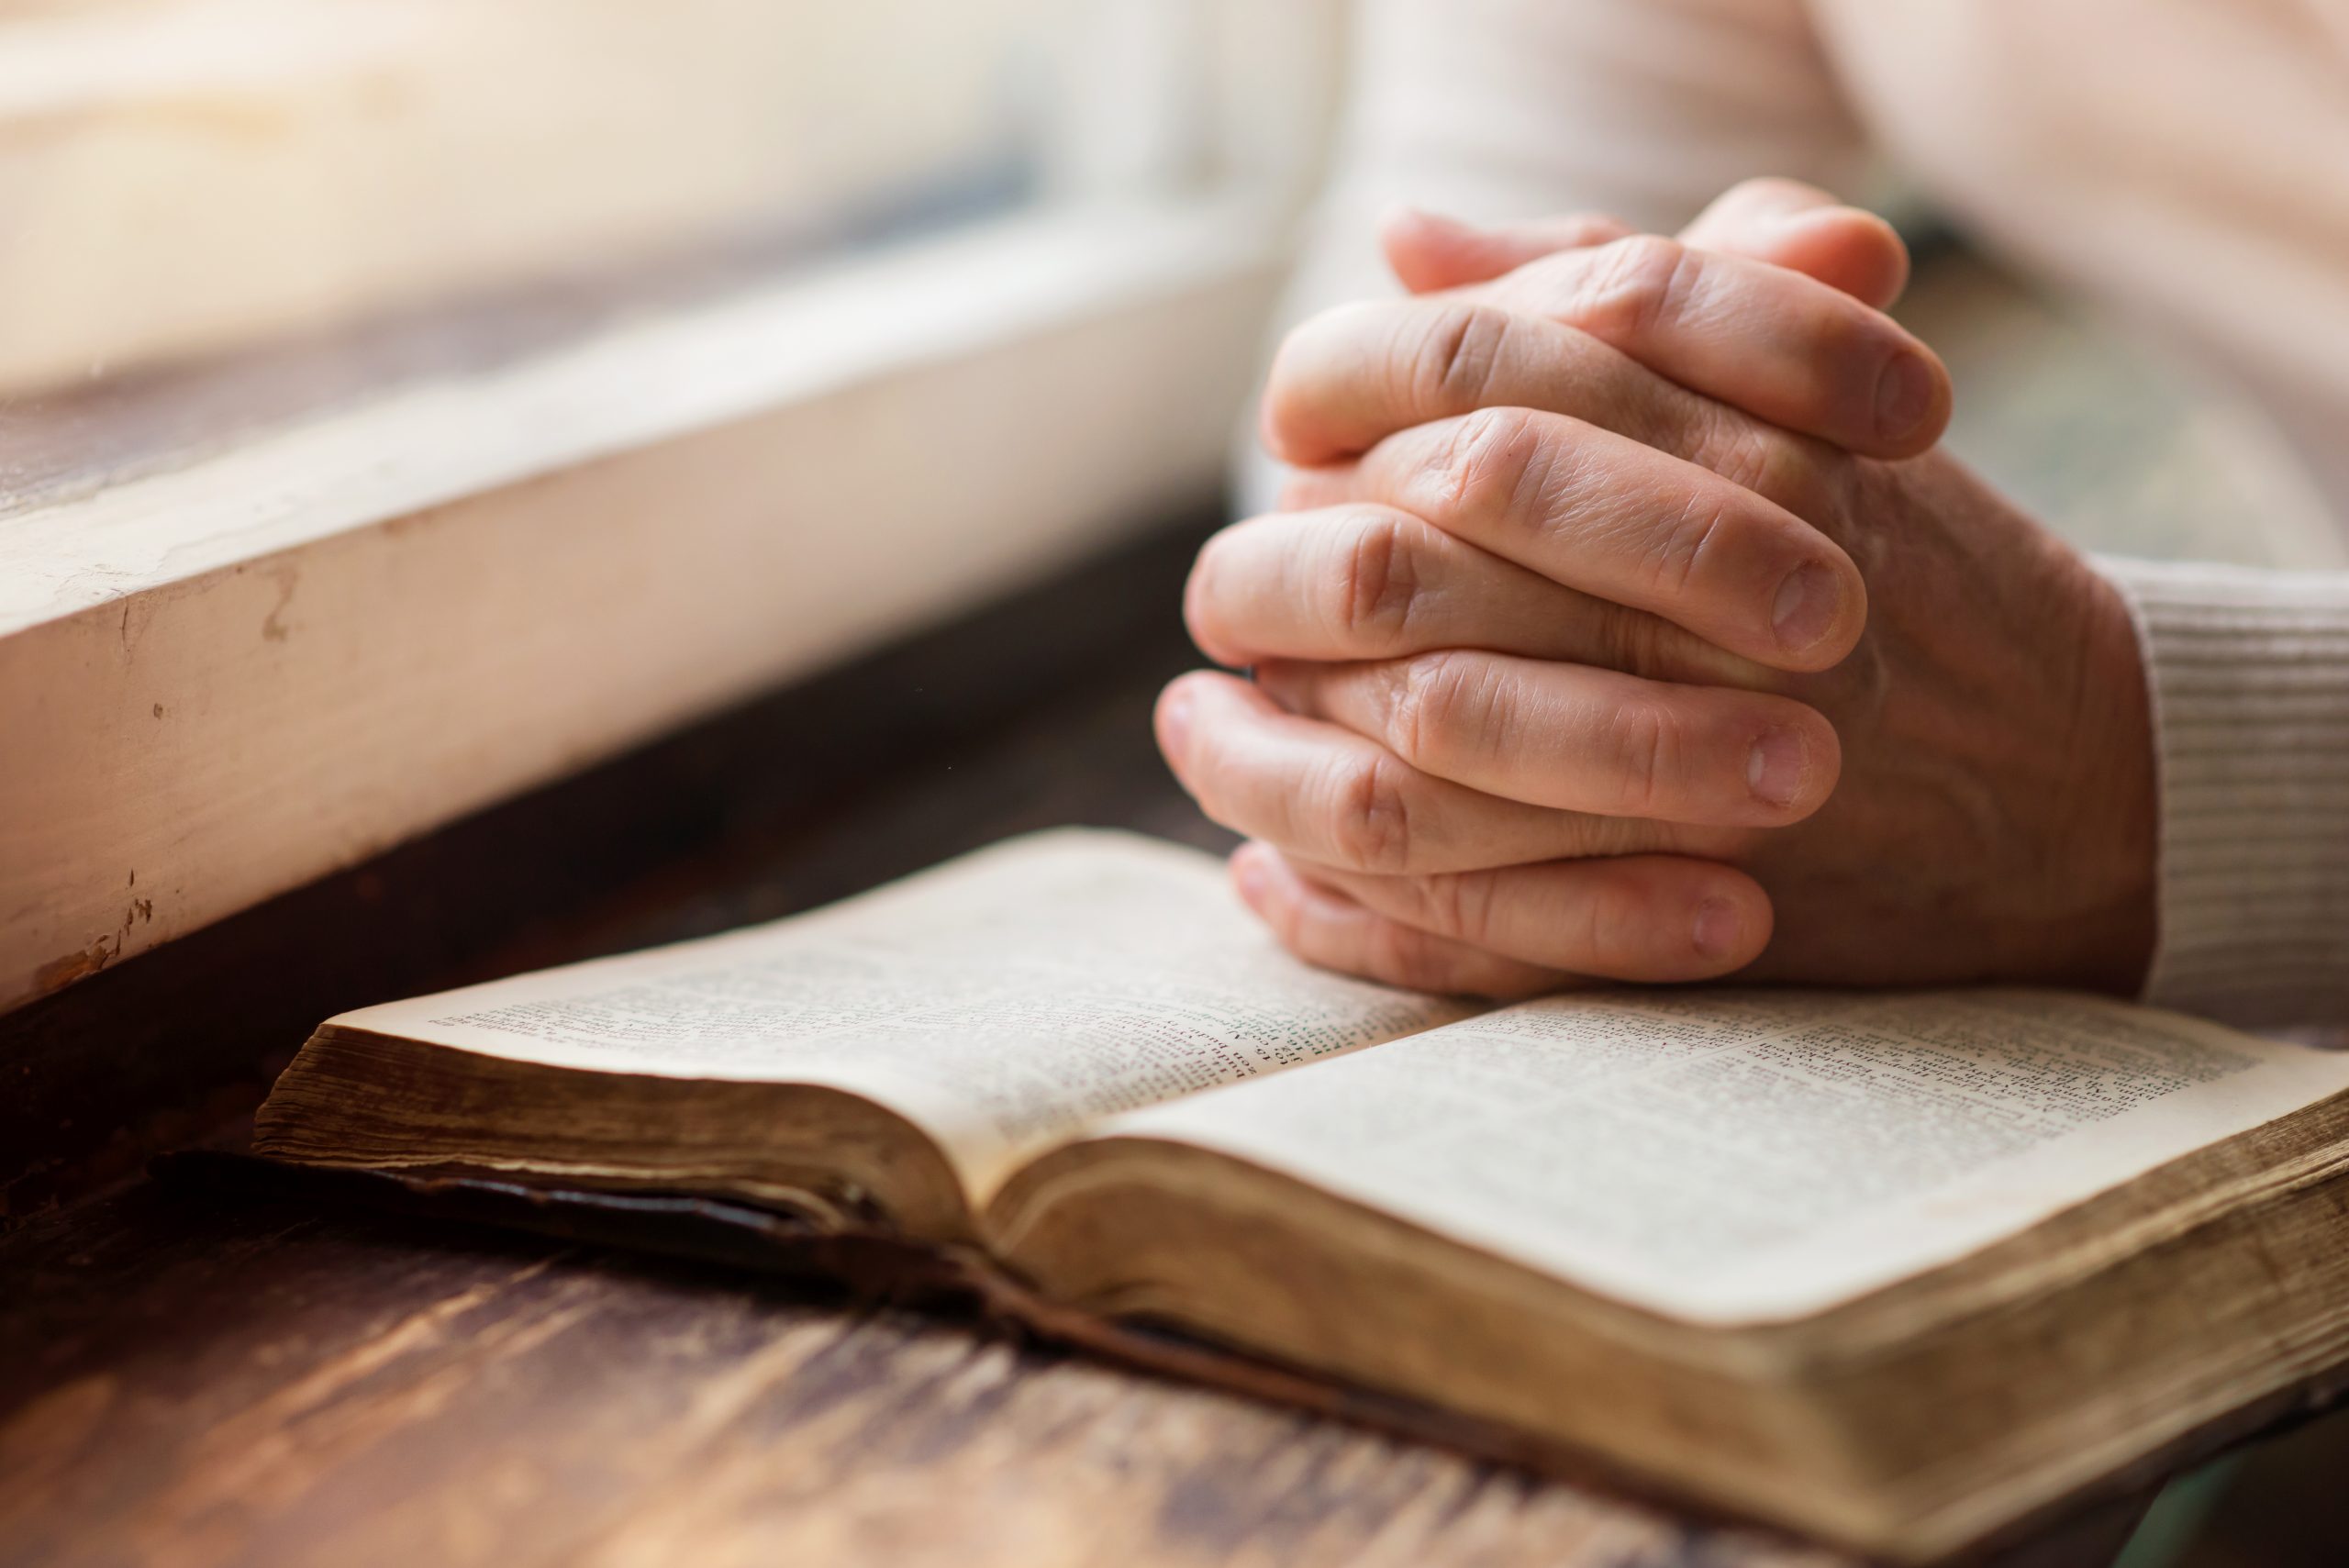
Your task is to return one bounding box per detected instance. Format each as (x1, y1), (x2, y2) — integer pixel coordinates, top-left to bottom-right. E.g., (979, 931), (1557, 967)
(1377, 206), (1633, 293)
(1381, 179), (1910, 308)
(1677, 177), (1910, 308)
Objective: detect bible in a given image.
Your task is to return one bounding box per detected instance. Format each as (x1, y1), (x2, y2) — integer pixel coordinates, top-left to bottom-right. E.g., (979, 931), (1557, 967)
(249, 829), (2349, 1562)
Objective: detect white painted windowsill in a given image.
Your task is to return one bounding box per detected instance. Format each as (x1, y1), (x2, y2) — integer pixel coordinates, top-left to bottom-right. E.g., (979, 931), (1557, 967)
(0, 195), (1286, 1014)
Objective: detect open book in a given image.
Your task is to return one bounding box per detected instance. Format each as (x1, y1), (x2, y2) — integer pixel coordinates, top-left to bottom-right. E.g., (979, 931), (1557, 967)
(250, 830), (2349, 1562)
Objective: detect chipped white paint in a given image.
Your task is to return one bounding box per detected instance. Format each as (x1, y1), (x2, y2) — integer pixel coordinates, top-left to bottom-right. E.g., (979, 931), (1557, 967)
(0, 198), (1283, 1013)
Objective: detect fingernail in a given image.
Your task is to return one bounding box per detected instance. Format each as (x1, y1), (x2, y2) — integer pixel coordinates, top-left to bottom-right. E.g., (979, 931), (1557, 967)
(1747, 728), (1809, 808)
(1159, 690), (1194, 760)
(1771, 562), (1840, 653)
(1692, 898), (1743, 962)
(1875, 351), (1937, 443)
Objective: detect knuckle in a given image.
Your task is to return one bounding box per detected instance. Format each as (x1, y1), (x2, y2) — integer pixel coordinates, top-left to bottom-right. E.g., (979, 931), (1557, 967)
(1696, 417), (1837, 517)
(1425, 872), (1502, 946)
(1412, 302), (1515, 413)
(1576, 812), (1670, 858)
(1329, 510), (1420, 649)
(1385, 656), (1444, 764)
(1324, 749), (1418, 874)
(1388, 650), (1493, 772)
(1604, 695), (1685, 815)
(1642, 486), (1734, 598)
(1584, 877), (1656, 976)
(1431, 406), (1545, 527)
(1574, 234), (1697, 341)
(1589, 600), (1675, 679)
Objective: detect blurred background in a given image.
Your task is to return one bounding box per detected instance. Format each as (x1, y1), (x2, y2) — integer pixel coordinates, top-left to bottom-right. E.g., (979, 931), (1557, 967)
(0, 0), (1330, 371)
(0, 0), (1335, 486)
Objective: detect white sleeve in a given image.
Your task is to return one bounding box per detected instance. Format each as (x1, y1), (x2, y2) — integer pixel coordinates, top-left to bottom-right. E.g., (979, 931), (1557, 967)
(1240, 0), (1870, 509)
(2098, 557), (2349, 1029)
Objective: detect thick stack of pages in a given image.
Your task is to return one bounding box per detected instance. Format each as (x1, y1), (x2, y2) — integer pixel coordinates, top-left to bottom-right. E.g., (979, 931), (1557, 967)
(251, 830), (2349, 1562)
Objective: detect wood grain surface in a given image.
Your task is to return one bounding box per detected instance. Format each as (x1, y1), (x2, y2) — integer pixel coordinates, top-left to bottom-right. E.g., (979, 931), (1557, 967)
(0, 1176), (1862, 1568)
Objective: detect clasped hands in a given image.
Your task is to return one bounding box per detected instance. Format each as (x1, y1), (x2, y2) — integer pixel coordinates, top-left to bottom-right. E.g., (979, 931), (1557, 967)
(1161, 180), (2160, 997)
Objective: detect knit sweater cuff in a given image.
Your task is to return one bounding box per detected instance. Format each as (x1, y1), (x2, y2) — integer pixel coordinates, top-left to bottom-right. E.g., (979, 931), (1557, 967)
(2094, 556), (2349, 1029)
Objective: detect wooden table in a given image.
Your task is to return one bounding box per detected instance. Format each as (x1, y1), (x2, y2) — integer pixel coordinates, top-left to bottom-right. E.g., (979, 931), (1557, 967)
(5, 1179), (1854, 1568)
(0, 518), (2172, 1568)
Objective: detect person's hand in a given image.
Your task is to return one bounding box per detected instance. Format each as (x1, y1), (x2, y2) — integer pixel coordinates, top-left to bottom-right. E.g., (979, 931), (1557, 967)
(1157, 182), (2156, 997)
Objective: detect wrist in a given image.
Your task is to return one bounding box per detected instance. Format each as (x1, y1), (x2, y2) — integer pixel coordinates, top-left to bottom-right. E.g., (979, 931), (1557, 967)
(2057, 562), (2159, 994)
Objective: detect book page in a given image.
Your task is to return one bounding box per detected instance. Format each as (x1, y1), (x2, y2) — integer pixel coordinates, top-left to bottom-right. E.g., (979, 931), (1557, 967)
(1108, 988), (2349, 1324)
(327, 830), (1470, 1196)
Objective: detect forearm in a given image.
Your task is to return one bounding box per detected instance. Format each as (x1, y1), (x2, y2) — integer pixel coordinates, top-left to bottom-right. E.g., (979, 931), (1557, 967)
(2099, 557), (2349, 1029)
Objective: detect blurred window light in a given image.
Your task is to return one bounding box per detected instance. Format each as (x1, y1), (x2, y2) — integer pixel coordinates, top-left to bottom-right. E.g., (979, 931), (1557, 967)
(0, 0), (1344, 397)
